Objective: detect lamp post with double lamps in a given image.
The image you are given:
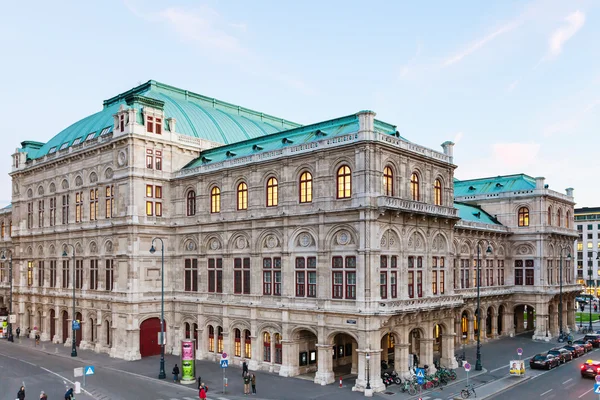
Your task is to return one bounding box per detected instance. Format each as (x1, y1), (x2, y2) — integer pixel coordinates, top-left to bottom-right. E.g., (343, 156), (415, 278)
(588, 251), (600, 332)
(365, 351), (371, 390)
(1, 250), (13, 342)
(62, 244), (77, 357)
(149, 237), (166, 380)
(558, 245), (571, 340)
(475, 239), (492, 372)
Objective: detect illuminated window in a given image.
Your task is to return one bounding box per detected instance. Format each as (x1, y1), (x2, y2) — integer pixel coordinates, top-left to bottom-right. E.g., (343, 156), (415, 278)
(266, 177), (278, 207)
(299, 172), (313, 203)
(434, 179), (442, 206)
(410, 172), (420, 201)
(89, 188), (98, 221)
(383, 166), (393, 196)
(27, 261), (33, 286)
(211, 187), (221, 213)
(518, 207), (529, 227)
(336, 165), (351, 199)
(237, 182), (248, 210)
(105, 185), (114, 218)
(75, 192), (83, 223)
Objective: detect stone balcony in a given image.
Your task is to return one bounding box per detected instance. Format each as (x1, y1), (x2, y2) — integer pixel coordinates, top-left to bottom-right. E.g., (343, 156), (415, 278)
(378, 294), (464, 313)
(454, 286), (514, 299)
(377, 196), (459, 219)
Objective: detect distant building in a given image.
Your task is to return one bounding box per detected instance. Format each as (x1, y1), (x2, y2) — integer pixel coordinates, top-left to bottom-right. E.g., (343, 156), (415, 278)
(0, 80), (581, 392)
(574, 207), (600, 295)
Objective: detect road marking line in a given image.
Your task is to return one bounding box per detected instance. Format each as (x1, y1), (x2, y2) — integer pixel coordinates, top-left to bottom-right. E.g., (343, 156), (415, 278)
(39, 366), (95, 397)
(579, 388), (593, 398)
(563, 378), (573, 384)
(540, 389), (553, 396)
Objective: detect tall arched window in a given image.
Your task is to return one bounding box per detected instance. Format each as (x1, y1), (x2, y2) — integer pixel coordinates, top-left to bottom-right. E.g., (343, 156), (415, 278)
(299, 172), (313, 203)
(547, 206), (552, 225)
(237, 182), (248, 210)
(383, 166), (394, 196)
(210, 187), (221, 213)
(208, 326), (215, 352)
(518, 207), (529, 227)
(410, 172), (420, 201)
(266, 177), (278, 207)
(234, 328), (241, 357)
(557, 209), (562, 227)
(336, 165), (351, 199)
(263, 332), (271, 362)
(565, 210), (570, 228)
(434, 179), (442, 206)
(186, 190), (196, 216)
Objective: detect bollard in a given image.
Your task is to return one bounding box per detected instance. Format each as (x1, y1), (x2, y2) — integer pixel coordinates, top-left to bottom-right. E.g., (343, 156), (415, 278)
(339, 377), (342, 388)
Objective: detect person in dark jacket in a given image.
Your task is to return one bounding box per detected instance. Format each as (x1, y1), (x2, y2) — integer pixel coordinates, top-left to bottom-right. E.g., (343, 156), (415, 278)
(64, 387), (74, 400)
(242, 360), (248, 376)
(17, 386), (25, 400)
(172, 364), (180, 382)
(16, 327), (20, 338)
(40, 391), (48, 399)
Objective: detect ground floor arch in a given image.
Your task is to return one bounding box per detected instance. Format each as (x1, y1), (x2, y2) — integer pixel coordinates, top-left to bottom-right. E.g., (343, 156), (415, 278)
(61, 310), (68, 343)
(139, 317), (165, 357)
(49, 309), (56, 341)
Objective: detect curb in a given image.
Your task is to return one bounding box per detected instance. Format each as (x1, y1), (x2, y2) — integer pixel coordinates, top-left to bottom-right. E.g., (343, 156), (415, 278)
(479, 375), (531, 399)
(406, 368), (488, 399)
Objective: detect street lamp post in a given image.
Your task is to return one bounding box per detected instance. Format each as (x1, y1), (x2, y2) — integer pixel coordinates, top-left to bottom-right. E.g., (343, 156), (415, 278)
(150, 238), (166, 380)
(546, 315), (549, 338)
(475, 239), (492, 372)
(589, 251), (600, 332)
(558, 245), (571, 340)
(1, 250), (13, 342)
(62, 244), (77, 357)
(365, 352), (371, 390)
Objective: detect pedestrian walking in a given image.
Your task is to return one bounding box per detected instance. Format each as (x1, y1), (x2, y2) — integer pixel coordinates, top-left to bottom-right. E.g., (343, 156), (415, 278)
(172, 364), (180, 382)
(197, 375), (202, 389)
(251, 373), (256, 395)
(243, 371), (251, 395)
(16, 327), (20, 338)
(35, 333), (40, 346)
(64, 387), (74, 400)
(17, 386), (25, 400)
(40, 391), (48, 400)
(242, 359), (248, 376)
(199, 384), (207, 399)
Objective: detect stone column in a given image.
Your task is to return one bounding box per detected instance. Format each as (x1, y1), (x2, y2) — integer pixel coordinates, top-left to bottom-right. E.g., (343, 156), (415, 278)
(479, 313), (487, 341)
(504, 310), (515, 337)
(314, 344), (335, 385)
(419, 338), (435, 373)
(454, 317), (462, 347)
(351, 341), (358, 374)
(352, 348), (385, 395)
(396, 343), (410, 378)
(515, 310), (524, 333)
(278, 340), (299, 377)
(467, 316), (475, 344)
(491, 311), (498, 338)
(270, 336), (276, 372)
(440, 334), (458, 368)
(249, 335), (259, 370)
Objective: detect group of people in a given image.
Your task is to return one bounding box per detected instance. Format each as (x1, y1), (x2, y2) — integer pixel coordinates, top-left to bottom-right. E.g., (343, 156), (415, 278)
(16, 386), (73, 399)
(172, 360), (257, 398)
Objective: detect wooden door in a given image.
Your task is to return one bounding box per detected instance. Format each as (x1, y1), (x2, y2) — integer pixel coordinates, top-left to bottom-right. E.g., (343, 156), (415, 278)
(140, 318), (164, 357)
(50, 309), (56, 340)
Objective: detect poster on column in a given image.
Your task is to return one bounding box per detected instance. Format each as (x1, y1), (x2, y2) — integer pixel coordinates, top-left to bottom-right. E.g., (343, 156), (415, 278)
(0, 316), (6, 338)
(180, 339), (196, 384)
(509, 360), (525, 376)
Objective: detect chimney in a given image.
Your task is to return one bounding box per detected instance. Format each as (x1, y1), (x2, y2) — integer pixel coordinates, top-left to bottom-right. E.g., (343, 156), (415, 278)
(566, 187), (574, 197)
(356, 110), (376, 134)
(535, 177), (545, 190)
(441, 141), (455, 163)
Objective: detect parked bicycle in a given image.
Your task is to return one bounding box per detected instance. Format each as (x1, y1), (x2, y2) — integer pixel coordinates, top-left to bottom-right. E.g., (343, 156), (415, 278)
(461, 384), (476, 399)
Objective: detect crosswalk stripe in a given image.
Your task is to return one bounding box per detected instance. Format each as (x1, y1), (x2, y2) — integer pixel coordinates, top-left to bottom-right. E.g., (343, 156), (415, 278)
(183, 397), (197, 400)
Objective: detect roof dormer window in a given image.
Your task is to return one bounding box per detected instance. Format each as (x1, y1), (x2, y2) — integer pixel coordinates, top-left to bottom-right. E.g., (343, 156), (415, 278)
(48, 147), (57, 154)
(147, 116), (162, 134)
(100, 126), (111, 136)
(72, 137), (82, 146)
(85, 132), (96, 141)
(59, 142), (69, 151)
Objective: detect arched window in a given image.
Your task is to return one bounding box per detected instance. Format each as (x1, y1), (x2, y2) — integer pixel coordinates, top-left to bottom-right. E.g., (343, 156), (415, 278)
(217, 326), (224, 353)
(547, 206), (552, 225)
(244, 329), (252, 357)
(208, 325), (215, 352)
(410, 172), (420, 201)
(237, 182), (248, 210)
(336, 165), (351, 199)
(434, 179), (442, 206)
(383, 166), (394, 196)
(234, 328), (241, 357)
(266, 177), (278, 207)
(186, 190), (196, 216)
(210, 187), (221, 213)
(105, 320), (111, 346)
(518, 207), (529, 227)
(185, 322), (191, 338)
(263, 332), (271, 362)
(299, 172), (313, 203)
(557, 209), (562, 227)
(566, 210), (570, 228)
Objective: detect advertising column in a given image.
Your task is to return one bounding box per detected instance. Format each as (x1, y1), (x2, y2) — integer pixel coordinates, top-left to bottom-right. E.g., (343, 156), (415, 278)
(0, 316), (6, 339)
(180, 339), (196, 385)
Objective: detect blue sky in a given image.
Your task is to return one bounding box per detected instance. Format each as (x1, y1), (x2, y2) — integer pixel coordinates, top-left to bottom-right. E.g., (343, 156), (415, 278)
(0, 0), (598, 207)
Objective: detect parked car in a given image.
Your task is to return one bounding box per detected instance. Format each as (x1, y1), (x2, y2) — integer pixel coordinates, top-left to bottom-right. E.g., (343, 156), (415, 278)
(577, 297), (589, 305)
(573, 340), (594, 352)
(563, 344), (585, 358)
(581, 360), (600, 378)
(530, 353), (560, 370)
(548, 348), (572, 363)
(583, 334), (600, 348)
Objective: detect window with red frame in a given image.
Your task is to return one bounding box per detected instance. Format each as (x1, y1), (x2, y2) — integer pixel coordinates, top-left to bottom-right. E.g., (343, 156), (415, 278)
(331, 256), (356, 299)
(184, 259), (198, 292)
(208, 258), (223, 293)
(263, 257), (281, 296)
(525, 259), (534, 285)
(234, 257), (250, 294)
(416, 270), (423, 297)
(146, 149), (153, 169)
(408, 271), (414, 298)
(380, 255), (387, 299)
(155, 150), (162, 170)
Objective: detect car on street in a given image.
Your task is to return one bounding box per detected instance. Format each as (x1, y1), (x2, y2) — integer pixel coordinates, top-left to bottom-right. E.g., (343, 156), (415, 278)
(583, 334), (600, 348)
(573, 340), (594, 352)
(577, 297), (589, 305)
(581, 360), (600, 378)
(530, 353), (560, 370)
(548, 348), (573, 363)
(563, 344), (585, 358)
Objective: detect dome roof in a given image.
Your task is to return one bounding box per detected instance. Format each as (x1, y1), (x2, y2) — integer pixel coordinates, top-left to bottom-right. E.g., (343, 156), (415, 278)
(32, 80), (301, 160)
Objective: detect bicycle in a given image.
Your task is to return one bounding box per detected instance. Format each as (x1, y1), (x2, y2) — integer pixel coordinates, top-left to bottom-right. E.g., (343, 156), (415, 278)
(461, 384), (476, 399)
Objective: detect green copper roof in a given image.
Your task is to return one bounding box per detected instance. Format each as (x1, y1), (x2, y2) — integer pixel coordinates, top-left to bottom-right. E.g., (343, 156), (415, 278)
(30, 80), (301, 160)
(454, 202), (501, 225)
(454, 174), (536, 197)
(183, 114), (361, 169)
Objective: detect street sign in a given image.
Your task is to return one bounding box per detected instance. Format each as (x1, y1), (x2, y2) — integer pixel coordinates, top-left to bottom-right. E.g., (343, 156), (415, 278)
(417, 376), (423, 385)
(74, 367), (83, 377)
(72, 320), (80, 330)
(464, 362), (471, 372)
(220, 359), (229, 368)
(157, 332), (166, 345)
(415, 368), (425, 378)
(9, 315), (15, 323)
(84, 366), (95, 375)
(221, 352), (228, 360)
(517, 348), (523, 356)
(594, 383), (600, 394)
(596, 375), (600, 383)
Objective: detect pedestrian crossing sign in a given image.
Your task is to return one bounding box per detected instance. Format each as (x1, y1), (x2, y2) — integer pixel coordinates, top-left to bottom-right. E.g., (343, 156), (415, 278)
(84, 366), (95, 375)
(416, 368), (425, 378)
(220, 359), (229, 368)
(594, 383), (600, 394)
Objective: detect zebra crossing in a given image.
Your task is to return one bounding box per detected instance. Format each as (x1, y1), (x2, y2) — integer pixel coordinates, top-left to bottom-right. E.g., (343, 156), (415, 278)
(156, 397), (231, 400)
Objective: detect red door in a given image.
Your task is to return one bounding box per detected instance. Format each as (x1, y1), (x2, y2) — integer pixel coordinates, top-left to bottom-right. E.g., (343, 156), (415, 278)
(75, 312), (82, 347)
(140, 318), (164, 357)
(50, 309), (56, 341)
(62, 311), (68, 343)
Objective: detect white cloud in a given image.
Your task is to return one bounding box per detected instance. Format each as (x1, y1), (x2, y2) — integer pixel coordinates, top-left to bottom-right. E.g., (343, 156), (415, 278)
(549, 10), (585, 57)
(453, 132), (464, 144)
(442, 19), (521, 67)
(492, 142), (541, 169)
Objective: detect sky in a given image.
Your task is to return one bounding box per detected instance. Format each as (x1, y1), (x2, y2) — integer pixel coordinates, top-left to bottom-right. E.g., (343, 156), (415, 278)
(0, 0), (598, 207)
